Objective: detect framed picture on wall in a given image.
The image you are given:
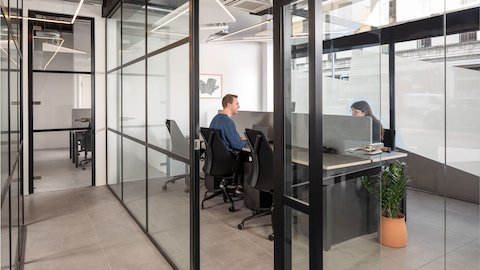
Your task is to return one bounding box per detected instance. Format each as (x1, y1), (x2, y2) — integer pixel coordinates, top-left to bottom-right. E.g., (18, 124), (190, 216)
(200, 74), (222, 98)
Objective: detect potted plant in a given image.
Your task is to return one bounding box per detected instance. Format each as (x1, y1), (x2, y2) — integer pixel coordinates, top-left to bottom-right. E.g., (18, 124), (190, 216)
(361, 161), (412, 248)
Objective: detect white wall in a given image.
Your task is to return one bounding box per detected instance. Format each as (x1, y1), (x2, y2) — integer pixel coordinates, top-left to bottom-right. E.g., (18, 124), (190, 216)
(199, 42), (265, 127)
(23, 0), (106, 190)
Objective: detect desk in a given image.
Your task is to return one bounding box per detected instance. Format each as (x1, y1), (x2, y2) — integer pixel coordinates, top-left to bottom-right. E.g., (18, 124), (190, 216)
(289, 148), (407, 250)
(69, 130), (87, 168)
(291, 148), (407, 169)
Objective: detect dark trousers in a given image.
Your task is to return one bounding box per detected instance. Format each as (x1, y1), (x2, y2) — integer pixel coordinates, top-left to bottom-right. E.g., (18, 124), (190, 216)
(233, 151), (249, 187)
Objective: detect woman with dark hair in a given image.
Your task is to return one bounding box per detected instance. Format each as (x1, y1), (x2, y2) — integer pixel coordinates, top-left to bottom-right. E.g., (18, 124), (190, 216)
(351, 101), (384, 142)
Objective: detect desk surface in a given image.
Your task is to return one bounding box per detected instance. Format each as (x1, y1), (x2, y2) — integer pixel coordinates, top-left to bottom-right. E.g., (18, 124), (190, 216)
(291, 148), (407, 170)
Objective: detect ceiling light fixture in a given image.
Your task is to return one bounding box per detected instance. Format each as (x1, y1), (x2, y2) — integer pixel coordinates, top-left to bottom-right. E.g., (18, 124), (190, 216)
(71, 0), (85, 24)
(151, 3), (189, 33)
(209, 18), (273, 41)
(44, 39), (65, 70)
(215, 0), (236, 22)
(5, 15), (71, 24)
(142, 5), (174, 13)
(150, 30), (189, 37)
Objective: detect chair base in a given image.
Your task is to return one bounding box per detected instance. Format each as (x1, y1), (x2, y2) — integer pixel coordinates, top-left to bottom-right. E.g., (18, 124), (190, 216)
(237, 209), (272, 230)
(201, 179), (241, 212)
(80, 158), (91, 170)
(162, 175), (190, 193)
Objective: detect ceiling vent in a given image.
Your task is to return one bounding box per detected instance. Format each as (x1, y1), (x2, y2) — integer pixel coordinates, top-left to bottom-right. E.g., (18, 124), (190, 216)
(223, 0), (272, 13)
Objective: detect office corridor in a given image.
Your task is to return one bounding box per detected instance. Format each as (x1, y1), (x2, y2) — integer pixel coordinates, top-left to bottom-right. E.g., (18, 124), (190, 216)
(23, 186), (172, 270)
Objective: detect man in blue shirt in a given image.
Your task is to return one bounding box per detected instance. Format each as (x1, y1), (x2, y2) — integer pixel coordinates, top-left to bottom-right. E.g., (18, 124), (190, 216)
(209, 94), (248, 151)
(209, 94), (248, 194)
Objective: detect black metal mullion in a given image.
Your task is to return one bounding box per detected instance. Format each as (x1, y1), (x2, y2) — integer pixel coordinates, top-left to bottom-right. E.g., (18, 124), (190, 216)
(120, 0), (124, 202)
(190, 0), (200, 269)
(105, 10), (109, 195)
(107, 38), (189, 74)
(90, 17), (96, 187)
(107, 128), (189, 164)
(272, 0), (285, 269)
(144, 0), (148, 233)
(309, 0), (324, 268)
(389, 43), (395, 130)
(31, 70), (92, 75)
(7, 7), (12, 183)
(27, 16), (34, 194)
(33, 127), (90, 132)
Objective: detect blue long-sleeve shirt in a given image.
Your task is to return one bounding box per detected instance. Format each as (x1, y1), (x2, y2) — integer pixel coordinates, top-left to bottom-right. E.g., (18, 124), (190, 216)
(209, 114), (247, 151)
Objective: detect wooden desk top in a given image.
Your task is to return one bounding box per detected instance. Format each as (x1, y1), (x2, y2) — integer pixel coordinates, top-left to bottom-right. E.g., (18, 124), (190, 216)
(291, 148), (407, 170)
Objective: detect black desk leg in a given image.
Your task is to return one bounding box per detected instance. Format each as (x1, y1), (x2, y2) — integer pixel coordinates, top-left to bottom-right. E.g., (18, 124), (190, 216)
(69, 132), (73, 160)
(323, 185), (333, 251)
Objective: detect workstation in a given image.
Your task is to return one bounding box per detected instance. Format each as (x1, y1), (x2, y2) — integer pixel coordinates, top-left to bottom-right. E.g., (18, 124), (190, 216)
(215, 111), (408, 250)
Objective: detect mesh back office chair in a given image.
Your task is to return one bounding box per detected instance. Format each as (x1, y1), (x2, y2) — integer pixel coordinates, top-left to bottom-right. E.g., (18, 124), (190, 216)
(79, 122), (93, 170)
(383, 128), (395, 150)
(163, 119), (190, 192)
(238, 128), (274, 241)
(200, 127), (240, 212)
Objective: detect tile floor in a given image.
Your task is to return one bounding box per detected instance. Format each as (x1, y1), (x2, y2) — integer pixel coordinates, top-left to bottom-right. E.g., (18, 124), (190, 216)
(23, 186), (172, 270)
(23, 177), (480, 270)
(33, 148), (91, 193)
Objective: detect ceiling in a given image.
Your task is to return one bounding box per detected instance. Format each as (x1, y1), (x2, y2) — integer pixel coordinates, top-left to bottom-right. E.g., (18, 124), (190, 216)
(61, 0), (103, 5)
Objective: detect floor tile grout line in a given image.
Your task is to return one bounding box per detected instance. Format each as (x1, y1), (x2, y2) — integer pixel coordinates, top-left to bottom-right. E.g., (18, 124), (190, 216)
(413, 236), (480, 269)
(204, 207), (274, 256)
(76, 188), (114, 270)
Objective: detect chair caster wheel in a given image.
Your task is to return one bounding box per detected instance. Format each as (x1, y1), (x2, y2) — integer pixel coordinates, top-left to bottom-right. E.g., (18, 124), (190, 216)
(268, 234), (274, 241)
(237, 223), (245, 230)
(184, 187), (190, 193)
(162, 185), (167, 191)
(228, 206), (235, 212)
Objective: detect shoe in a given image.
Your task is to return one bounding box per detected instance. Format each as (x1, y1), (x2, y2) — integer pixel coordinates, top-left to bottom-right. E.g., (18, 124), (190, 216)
(235, 185), (244, 195)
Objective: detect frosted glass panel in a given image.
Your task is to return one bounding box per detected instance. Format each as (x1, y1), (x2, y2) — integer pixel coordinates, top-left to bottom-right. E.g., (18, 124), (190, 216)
(395, 46), (445, 163)
(445, 67), (480, 177)
(323, 49), (390, 128)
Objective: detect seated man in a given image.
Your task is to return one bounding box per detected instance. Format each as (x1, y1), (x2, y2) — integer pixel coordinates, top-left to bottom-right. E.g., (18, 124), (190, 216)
(209, 94), (248, 194)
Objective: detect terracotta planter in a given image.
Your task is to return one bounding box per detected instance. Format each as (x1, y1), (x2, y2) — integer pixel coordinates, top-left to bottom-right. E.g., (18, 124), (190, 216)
(379, 214), (407, 248)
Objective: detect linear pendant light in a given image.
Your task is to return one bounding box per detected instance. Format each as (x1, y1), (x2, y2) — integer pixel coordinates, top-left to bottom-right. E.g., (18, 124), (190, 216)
(71, 0), (85, 24)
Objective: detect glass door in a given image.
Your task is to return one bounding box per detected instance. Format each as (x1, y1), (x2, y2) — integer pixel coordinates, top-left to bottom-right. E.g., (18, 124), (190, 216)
(28, 11), (94, 193)
(273, 0), (319, 268)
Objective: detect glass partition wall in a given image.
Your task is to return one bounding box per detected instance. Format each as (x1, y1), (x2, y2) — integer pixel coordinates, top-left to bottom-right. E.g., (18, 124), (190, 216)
(28, 11), (94, 194)
(1, 1), (24, 269)
(105, 0), (479, 269)
(275, 0), (480, 269)
(106, 1), (192, 269)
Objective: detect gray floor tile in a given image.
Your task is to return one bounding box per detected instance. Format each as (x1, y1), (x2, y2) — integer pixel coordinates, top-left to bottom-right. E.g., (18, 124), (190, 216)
(24, 187), (172, 270)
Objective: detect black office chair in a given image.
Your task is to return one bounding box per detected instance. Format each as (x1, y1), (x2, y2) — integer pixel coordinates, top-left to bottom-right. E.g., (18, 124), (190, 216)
(200, 127), (240, 212)
(383, 128), (396, 150)
(238, 128), (274, 241)
(79, 123), (93, 170)
(163, 119), (190, 192)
